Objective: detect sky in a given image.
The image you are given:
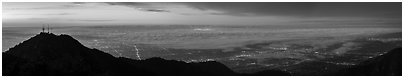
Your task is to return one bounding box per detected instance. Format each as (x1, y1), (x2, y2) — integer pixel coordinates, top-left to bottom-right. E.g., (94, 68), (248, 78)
(2, 2), (402, 27)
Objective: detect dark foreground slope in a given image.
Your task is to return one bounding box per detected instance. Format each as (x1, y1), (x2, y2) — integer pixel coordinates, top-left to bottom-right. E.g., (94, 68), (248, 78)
(333, 48), (402, 76)
(2, 33), (290, 76)
(3, 33), (401, 76)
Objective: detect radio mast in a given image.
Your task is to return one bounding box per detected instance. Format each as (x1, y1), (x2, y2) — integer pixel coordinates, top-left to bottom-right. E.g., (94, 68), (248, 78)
(42, 24), (45, 32)
(47, 24), (50, 33)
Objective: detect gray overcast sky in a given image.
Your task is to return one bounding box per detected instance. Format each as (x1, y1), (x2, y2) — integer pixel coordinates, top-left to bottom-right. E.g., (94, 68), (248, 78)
(2, 2), (401, 27)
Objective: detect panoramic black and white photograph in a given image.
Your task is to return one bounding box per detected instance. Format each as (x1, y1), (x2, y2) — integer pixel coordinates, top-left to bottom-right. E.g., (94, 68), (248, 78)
(2, 1), (402, 76)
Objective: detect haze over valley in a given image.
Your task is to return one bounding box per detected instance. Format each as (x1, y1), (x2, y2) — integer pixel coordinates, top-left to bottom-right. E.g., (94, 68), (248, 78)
(2, 2), (401, 75)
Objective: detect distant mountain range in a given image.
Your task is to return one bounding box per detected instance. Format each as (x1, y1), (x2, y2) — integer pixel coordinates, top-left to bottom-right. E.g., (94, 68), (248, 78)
(2, 32), (401, 76)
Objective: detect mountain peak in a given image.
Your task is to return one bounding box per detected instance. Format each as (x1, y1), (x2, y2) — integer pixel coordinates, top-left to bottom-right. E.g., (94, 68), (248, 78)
(28, 32), (82, 46)
(4, 32), (89, 60)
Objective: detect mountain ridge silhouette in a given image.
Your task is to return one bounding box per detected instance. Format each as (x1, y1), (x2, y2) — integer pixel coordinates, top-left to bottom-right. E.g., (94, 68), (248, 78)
(2, 32), (401, 76)
(332, 47), (402, 76)
(2, 32), (291, 76)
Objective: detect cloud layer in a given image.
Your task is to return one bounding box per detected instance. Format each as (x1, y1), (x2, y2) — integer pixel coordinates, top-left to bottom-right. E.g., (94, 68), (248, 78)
(3, 2), (401, 26)
(179, 2), (401, 18)
(103, 2), (171, 12)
